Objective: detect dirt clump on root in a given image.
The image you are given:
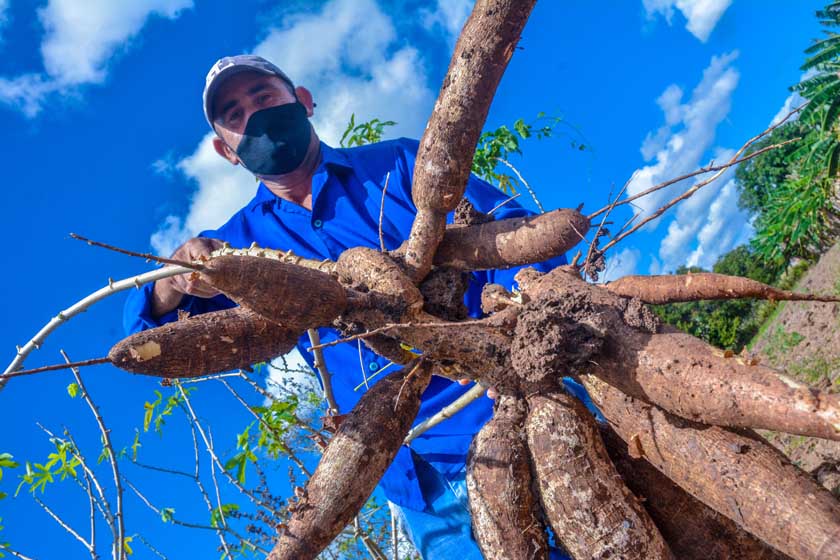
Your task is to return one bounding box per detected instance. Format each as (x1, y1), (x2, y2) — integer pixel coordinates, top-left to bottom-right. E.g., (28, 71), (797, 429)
(453, 198), (493, 226)
(419, 267), (470, 321)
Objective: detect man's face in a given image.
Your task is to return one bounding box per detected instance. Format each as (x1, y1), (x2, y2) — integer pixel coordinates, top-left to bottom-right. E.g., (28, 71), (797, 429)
(211, 71), (297, 151)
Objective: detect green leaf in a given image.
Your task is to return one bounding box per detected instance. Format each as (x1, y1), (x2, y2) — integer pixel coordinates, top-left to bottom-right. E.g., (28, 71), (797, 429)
(0, 454), (17, 470)
(161, 507), (175, 523)
(66, 383), (79, 398)
(123, 536), (134, 556)
(210, 504), (240, 528)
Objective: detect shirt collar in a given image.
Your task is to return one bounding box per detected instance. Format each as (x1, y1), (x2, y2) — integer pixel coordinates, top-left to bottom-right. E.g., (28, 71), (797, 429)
(249, 142), (351, 209)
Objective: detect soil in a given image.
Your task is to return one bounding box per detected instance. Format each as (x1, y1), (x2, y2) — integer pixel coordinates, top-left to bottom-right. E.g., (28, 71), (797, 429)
(750, 241), (840, 493)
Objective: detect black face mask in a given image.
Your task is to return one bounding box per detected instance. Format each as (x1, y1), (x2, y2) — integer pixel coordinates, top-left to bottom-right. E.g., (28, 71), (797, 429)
(235, 102), (312, 175)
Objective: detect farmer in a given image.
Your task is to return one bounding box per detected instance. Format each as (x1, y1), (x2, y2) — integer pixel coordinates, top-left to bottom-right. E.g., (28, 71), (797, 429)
(124, 55), (588, 559)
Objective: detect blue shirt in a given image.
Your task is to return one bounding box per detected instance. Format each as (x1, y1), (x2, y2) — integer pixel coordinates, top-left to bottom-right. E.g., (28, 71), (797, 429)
(124, 138), (566, 511)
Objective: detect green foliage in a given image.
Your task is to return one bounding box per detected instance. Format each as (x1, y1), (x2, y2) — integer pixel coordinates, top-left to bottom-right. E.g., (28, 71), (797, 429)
(66, 382), (79, 398)
(210, 503), (240, 528)
(143, 387), (192, 435)
(15, 438), (81, 496)
(654, 246), (783, 351)
(750, 173), (837, 265)
(339, 114), (397, 148)
(224, 424), (258, 485)
(252, 395), (300, 459)
(0, 517), (8, 558)
(160, 507), (176, 524)
(735, 4), (840, 268)
(0, 454), (18, 501)
(472, 113), (573, 193)
(734, 121), (806, 213)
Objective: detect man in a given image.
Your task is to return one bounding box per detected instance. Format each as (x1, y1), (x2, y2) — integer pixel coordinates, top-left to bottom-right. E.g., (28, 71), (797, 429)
(125, 55), (582, 558)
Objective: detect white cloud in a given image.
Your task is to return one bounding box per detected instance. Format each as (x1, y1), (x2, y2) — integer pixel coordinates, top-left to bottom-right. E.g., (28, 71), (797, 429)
(254, 0), (434, 145)
(626, 51), (739, 219)
(600, 248), (641, 283)
(0, 0), (192, 115)
(421, 0), (472, 45)
(619, 51), (749, 274)
(643, 0), (732, 42)
(684, 178), (753, 269)
(769, 69), (818, 127)
(654, 146), (752, 273)
(151, 0), (440, 255)
(150, 133), (255, 256)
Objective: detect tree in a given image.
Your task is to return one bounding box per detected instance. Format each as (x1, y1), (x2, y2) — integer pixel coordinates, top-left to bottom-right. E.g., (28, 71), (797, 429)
(733, 3), (840, 268)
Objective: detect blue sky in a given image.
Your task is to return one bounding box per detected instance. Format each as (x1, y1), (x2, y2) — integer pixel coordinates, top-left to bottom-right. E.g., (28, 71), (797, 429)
(0, 0), (827, 558)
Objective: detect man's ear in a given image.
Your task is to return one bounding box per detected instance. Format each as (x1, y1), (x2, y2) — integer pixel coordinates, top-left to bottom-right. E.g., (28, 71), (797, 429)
(296, 86), (315, 117)
(212, 135), (240, 165)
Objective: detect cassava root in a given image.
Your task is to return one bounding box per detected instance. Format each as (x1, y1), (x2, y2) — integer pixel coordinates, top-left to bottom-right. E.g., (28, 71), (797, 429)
(268, 361), (432, 560)
(583, 375), (840, 560)
(467, 396), (549, 560)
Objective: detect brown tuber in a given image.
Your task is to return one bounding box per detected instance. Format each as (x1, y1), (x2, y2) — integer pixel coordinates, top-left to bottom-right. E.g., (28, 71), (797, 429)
(403, 0), (538, 281)
(605, 272), (840, 304)
(432, 208), (589, 271)
(525, 392), (672, 560)
(583, 375), (840, 560)
(268, 361), (432, 560)
(466, 396), (549, 560)
(108, 307), (300, 378)
(199, 255), (348, 329)
(521, 266), (840, 441)
(600, 425), (792, 560)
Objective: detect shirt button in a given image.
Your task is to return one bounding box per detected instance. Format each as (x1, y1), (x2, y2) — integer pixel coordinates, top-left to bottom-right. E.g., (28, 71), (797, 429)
(368, 362), (379, 372)
(313, 219), (323, 228)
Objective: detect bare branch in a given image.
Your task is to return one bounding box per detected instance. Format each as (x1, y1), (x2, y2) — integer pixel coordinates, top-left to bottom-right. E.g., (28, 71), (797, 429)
(405, 381), (488, 444)
(588, 103), (806, 220)
(33, 496), (92, 552)
(2, 266), (191, 386)
(308, 329), (339, 415)
(62, 350), (125, 560)
(600, 138), (800, 254)
(379, 172), (391, 252)
(497, 158), (544, 213)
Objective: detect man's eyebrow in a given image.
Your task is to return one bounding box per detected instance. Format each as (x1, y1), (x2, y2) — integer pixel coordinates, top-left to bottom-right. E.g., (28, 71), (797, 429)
(219, 99), (238, 119)
(247, 83), (268, 96)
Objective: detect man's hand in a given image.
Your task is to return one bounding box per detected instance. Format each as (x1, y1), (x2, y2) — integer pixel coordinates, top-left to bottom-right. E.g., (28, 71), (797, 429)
(151, 237), (225, 317)
(458, 378), (498, 400)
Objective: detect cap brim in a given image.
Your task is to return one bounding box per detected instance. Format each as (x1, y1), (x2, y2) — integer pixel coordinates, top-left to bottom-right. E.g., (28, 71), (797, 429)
(204, 64), (276, 125)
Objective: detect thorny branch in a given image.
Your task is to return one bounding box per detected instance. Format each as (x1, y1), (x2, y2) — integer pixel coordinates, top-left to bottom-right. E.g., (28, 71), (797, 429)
(62, 350), (125, 560)
(307, 329), (339, 415)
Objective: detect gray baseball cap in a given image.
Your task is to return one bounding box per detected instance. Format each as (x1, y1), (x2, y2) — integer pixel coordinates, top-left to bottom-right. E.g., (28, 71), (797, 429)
(203, 54), (295, 126)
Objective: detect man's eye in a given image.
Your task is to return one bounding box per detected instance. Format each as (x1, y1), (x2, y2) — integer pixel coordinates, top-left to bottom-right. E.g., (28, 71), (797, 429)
(258, 94), (272, 104)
